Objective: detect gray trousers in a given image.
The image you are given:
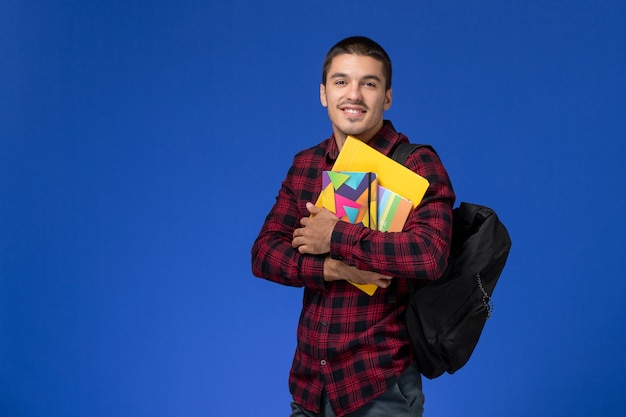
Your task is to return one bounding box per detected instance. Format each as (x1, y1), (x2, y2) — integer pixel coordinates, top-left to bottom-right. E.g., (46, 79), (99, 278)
(289, 365), (424, 417)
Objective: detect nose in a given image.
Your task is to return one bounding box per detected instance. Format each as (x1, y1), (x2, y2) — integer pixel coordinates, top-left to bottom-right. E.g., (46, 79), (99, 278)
(346, 82), (363, 101)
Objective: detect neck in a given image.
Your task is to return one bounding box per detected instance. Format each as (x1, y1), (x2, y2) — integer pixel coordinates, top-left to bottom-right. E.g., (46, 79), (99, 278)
(334, 134), (348, 151)
(334, 129), (378, 151)
(333, 121), (386, 150)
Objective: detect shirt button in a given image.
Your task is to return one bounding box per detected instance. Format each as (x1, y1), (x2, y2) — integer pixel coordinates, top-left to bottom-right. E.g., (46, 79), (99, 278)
(320, 360), (327, 366)
(322, 321), (328, 326)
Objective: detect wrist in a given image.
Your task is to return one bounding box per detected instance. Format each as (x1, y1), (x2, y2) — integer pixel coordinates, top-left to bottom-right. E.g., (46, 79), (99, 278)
(323, 257), (344, 282)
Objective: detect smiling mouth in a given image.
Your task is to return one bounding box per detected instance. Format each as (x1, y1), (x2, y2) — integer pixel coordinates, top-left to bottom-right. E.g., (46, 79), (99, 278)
(341, 107), (366, 117)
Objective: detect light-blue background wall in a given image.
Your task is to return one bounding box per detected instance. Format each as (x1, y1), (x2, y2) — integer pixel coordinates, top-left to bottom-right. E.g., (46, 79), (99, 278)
(2, 1), (625, 416)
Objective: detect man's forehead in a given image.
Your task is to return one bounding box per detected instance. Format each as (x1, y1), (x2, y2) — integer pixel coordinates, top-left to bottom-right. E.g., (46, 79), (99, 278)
(327, 54), (386, 76)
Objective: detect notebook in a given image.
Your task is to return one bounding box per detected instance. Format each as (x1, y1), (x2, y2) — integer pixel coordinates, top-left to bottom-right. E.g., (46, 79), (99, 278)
(318, 171), (378, 295)
(315, 137), (430, 295)
(378, 185), (414, 232)
(319, 171), (377, 229)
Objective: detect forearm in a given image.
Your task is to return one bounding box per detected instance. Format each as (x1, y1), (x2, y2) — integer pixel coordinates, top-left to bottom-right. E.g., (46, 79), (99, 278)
(323, 257), (393, 289)
(328, 146), (455, 280)
(251, 176), (329, 289)
(330, 187), (454, 280)
(329, 205), (450, 280)
(252, 218), (329, 290)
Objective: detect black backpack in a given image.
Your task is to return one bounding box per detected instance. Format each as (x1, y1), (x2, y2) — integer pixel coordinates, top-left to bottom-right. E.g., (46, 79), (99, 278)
(392, 143), (512, 379)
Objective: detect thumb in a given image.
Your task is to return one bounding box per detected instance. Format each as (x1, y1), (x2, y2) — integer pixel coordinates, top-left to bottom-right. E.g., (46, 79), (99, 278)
(306, 202), (321, 214)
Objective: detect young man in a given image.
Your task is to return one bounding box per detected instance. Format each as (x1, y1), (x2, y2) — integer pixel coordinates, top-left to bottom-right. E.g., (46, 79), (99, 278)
(251, 36), (455, 417)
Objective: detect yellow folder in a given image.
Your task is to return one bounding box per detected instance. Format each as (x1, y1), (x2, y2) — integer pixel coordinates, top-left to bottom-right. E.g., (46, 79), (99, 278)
(317, 136), (430, 296)
(332, 136), (429, 208)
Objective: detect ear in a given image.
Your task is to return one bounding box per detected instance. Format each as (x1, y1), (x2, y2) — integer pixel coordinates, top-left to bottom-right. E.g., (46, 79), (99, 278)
(384, 88), (392, 111)
(320, 84), (328, 107)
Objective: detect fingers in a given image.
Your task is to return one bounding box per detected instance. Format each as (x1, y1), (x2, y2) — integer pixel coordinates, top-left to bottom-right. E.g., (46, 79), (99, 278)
(292, 230), (307, 251)
(348, 268), (394, 288)
(377, 277), (393, 288)
(292, 227), (328, 255)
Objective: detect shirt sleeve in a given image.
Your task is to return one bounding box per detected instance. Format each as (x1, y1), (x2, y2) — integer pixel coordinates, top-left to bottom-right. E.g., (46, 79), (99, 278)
(251, 156), (328, 290)
(329, 146), (455, 281)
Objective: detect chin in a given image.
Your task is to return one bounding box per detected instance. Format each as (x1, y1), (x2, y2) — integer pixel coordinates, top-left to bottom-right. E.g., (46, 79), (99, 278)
(339, 125), (367, 137)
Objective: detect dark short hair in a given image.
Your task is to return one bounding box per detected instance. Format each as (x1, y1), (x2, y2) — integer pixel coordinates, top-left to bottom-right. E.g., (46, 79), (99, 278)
(321, 36), (392, 90)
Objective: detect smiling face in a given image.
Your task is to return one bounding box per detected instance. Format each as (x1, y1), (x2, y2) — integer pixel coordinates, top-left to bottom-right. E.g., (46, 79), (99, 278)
(320, 53), (392, 149)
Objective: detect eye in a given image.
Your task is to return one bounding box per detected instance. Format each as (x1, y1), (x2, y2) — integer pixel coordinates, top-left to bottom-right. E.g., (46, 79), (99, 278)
(334, 80), (346, 85)
(364, 81), (377, 88)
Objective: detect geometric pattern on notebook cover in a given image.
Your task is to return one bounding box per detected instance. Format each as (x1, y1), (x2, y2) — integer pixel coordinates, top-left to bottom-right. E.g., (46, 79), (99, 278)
(321, 171), (377, 229)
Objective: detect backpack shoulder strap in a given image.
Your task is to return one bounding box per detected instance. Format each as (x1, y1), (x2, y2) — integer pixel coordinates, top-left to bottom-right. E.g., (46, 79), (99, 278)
(391, 143), (437, 165)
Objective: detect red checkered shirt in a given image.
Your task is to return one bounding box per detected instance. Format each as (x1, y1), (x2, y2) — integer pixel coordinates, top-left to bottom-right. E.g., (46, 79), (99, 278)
(251, 121), (455, 416)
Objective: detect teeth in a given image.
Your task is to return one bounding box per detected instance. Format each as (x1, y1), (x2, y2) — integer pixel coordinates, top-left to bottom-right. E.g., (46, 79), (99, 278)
(344, 109), (362, 114)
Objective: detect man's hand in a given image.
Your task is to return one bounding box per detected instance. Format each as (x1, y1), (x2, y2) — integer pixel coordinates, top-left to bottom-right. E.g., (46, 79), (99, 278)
(292, 202), (339, 255)
(324, 257), (394, 289)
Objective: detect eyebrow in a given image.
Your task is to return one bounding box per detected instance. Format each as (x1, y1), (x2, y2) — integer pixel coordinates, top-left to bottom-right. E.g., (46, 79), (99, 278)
(330, 72), (383, 83)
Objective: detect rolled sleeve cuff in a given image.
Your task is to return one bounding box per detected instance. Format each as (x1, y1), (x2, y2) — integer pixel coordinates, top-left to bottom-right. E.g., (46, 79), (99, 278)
(299, 254), (328, 290)
(329, 221), (359, 263)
